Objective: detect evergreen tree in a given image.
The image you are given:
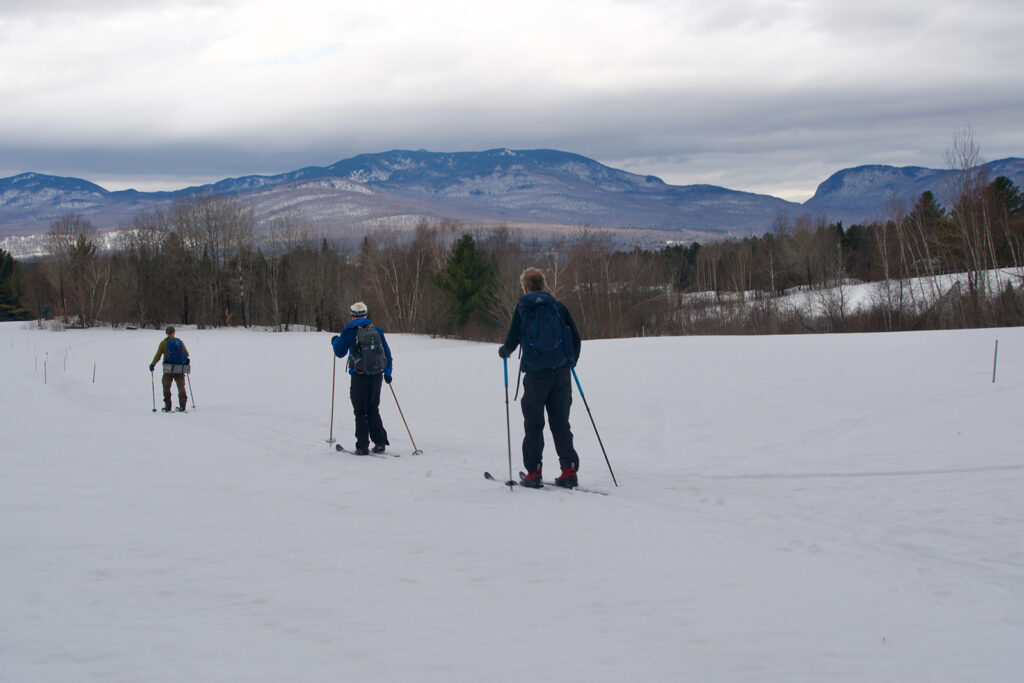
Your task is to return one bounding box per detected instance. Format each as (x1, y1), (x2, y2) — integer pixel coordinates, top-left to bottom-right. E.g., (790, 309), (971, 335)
(909, 191), (948, 224)
(0, 248), (29, 320)
(434, 234), (493, 327)
(661, 242), (701, 290)
(990, 176), (1023, 217)
(988, 177), (1024, 268)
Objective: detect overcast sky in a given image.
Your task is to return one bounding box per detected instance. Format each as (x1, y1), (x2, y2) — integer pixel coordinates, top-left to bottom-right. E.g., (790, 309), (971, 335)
(2, 0), (1021, 201)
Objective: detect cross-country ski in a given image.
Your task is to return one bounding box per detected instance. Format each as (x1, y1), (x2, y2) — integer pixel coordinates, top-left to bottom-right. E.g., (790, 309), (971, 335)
(335, 443), (396, 458)
(483, 471), (609, 495)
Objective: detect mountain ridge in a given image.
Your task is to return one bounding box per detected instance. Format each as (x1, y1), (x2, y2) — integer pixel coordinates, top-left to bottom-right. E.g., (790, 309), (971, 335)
(2, 150), (1022, 248)
(804, 157), (1024, 222)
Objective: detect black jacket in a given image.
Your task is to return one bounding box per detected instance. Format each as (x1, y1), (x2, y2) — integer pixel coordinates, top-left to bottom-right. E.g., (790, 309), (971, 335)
(499, 291), (582, 368)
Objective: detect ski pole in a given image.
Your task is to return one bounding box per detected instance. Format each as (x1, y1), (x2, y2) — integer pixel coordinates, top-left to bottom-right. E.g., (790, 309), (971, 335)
(186, 372), (196, 409)
(571, 367), (618, 486)
(993, 339), (998, 383)
(388, 382), (423, 455)
(151, 369), (157, 413)
(327, 352), (337, 445)
(503, 357), (514, 490)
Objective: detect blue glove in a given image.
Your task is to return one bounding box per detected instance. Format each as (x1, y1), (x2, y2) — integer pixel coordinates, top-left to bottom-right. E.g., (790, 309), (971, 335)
(149, 364), (154, 372)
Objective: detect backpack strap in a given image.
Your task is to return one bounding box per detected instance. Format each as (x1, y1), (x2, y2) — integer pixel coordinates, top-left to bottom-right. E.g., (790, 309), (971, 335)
(512, 347), (523, 401)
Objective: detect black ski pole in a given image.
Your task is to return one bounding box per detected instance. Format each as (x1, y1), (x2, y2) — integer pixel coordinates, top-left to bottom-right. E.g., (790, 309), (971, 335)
(503, 357), (514, 490)
(388, 382), (423, 455)
(571, 367), (618, 486)
(186, 371), (196, 409)
(151, 369), (157, 413)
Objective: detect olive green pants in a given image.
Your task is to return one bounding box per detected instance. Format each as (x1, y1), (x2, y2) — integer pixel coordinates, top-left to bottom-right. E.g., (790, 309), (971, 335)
(162, 373), (187, 408)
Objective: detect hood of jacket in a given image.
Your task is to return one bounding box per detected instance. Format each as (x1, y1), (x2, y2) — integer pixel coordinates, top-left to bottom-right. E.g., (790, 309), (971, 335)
(517, 290), (556, 313)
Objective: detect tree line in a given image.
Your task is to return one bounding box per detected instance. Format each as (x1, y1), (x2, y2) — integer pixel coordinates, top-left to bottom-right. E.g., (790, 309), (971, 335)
(3, 146), (1022, 337)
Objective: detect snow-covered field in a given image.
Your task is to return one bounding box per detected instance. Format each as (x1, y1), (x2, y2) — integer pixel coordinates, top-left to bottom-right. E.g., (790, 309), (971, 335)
(2, 321), (1022, 682)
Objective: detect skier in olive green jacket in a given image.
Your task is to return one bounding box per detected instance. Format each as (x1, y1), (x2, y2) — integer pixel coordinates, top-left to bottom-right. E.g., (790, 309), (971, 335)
(150, 326), (190, 412)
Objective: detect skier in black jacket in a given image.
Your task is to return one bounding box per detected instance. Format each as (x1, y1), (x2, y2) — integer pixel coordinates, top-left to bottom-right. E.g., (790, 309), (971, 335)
(498, 267), (582, 488)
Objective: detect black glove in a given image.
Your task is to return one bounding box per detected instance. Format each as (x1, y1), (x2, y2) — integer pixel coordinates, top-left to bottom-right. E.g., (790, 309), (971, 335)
(384, 375), (392, 384)
(498, 346), (510, 359)
(149, 364), (154, 372)
(185, 357), (190, 365)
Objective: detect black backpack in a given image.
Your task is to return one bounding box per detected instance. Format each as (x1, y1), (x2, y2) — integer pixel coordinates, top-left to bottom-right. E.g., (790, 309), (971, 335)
(518, 293), (574, 372)
(351, 323), (387, 375)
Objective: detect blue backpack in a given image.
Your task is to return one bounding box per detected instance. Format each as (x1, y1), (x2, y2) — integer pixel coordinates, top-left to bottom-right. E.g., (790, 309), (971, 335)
(518, 292), (574, 372)
(166, 338), (187, 365)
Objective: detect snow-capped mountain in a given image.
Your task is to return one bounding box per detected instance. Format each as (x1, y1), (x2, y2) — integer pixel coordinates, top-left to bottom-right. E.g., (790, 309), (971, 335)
(0, 150), (796, 243)
(2, 150), (1022, 247)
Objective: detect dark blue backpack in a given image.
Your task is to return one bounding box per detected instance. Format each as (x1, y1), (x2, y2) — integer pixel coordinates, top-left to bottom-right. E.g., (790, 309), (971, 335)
(518, 292), (574, 372)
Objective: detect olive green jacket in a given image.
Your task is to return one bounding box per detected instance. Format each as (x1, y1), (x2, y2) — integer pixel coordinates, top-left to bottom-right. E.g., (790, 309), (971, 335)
(151, 338), (190, 366)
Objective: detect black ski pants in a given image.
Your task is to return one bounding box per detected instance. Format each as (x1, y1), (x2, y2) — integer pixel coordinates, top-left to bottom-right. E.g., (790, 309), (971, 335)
(350, 372), (389, 449)
(521, 366), (579, 474)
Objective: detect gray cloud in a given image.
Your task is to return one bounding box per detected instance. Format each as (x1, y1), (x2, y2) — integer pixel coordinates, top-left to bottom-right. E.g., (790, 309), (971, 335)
(1, 0), (1021, 201)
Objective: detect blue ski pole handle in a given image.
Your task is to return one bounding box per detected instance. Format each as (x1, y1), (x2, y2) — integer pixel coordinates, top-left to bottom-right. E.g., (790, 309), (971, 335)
(571, 366), (584, 397)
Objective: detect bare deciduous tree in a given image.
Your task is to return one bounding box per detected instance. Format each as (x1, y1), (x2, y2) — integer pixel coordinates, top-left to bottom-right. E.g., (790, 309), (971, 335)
(43, 214), (110, 327)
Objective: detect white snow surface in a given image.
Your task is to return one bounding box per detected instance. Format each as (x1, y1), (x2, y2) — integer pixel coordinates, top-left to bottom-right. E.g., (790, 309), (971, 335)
(2, 321), (1023, 682)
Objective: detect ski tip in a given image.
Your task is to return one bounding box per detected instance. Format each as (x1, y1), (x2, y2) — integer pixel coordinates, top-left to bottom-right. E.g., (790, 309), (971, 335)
(484, 471), (518, 487)
(335, 444), (344, 452)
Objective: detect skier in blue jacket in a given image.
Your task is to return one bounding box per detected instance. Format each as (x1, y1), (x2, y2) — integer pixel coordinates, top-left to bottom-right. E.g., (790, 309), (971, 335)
(331, 302), (393, 455)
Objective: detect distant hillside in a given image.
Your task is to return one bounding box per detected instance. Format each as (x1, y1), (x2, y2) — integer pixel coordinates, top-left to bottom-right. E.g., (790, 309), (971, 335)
(803, 158), (1024, 224)
(2, 150), (1022, 253)
(0, 173), (170, 235)
(0, 149), (798, 244)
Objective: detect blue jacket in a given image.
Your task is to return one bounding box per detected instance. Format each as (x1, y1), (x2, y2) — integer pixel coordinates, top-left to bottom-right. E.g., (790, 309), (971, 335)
(331, 318), (393, 376)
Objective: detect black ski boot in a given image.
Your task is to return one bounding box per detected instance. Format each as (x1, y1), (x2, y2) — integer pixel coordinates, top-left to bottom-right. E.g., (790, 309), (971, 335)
(162, 402), (172, 413)
(554, 466), (578, 488)
(371, 443), (386, 454)
(520, 468), (543, 488)
(354, 446), (370, 455)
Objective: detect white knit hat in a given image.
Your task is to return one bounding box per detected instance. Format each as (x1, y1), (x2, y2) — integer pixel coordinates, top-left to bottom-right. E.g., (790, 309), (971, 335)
(350, 301), (368, 317)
